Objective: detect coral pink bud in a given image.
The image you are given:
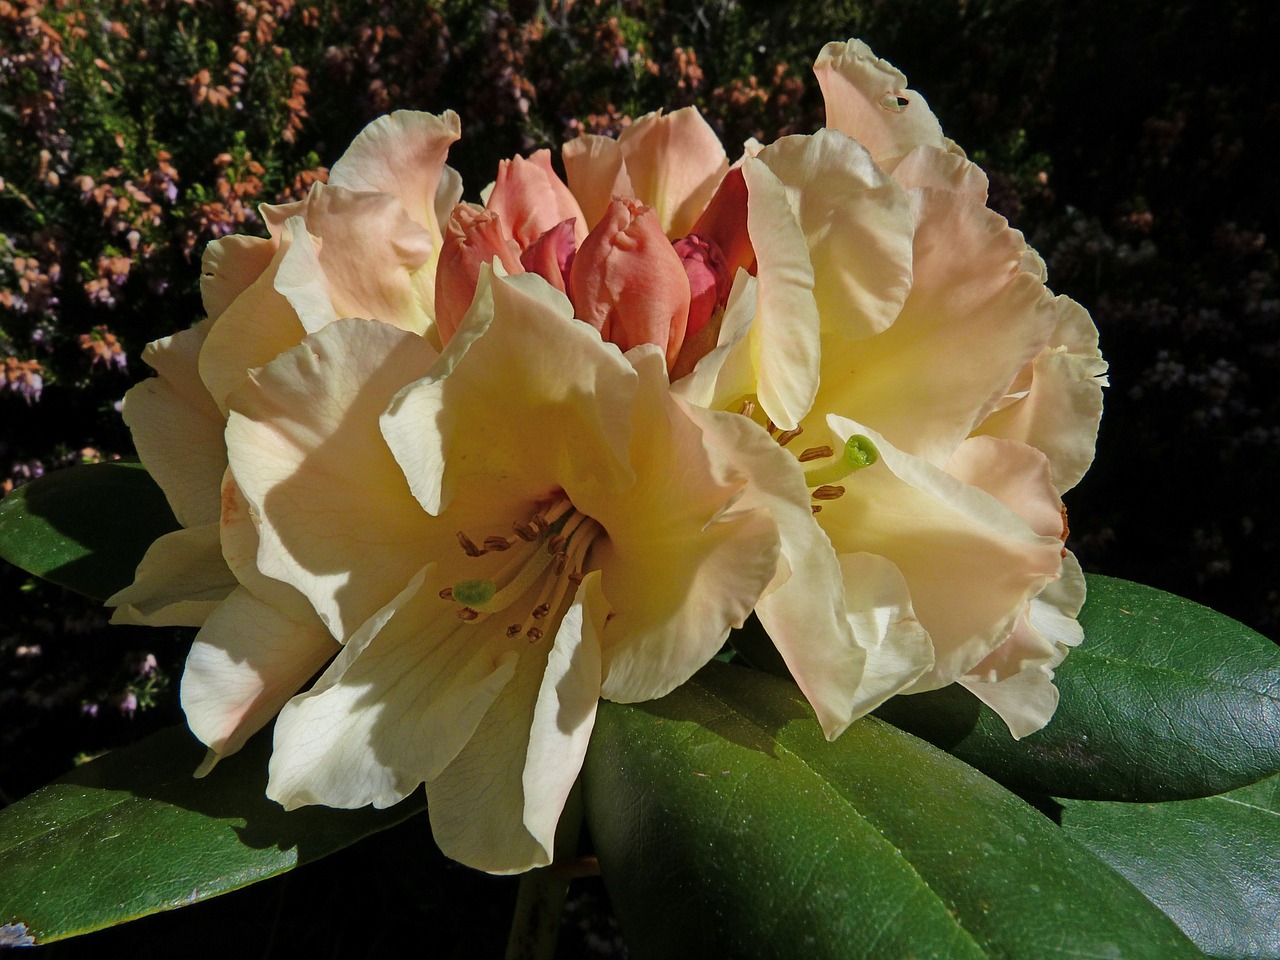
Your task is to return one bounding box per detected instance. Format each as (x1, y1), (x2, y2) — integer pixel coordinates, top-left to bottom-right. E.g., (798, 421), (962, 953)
(520, 218), (578, 293)
(672, 234), (731, 339)
(691, 166), (754, 278)
(487, 150), (589, 251)
(434, 204), (524, 345)
(569, 198), (691, 371)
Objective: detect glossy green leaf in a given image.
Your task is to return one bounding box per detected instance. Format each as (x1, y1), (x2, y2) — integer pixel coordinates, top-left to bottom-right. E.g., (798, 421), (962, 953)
(0, 461), (179, 600)
(876, 575), (1280, 801)
(585, 660), (1200, 960)
(0, 725), (425, 944)
(1059, 772), (1280, 959)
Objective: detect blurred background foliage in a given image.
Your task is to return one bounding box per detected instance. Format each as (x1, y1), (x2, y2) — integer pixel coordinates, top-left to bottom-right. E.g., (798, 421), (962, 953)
(2, 0), (1276, 955)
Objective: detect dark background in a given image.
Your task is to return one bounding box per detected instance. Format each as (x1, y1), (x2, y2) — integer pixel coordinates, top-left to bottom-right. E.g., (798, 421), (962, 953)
(2, 1), (1277, 955)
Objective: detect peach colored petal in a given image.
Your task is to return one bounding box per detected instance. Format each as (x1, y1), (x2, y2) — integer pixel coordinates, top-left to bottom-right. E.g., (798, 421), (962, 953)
(946, 436), (1066, 541)
(487, 149), (588, 250)
(183, 585), (338, 768)
(814, 39), (945, 164)
(518, 218), (577, 294)
(886, 143), (990, 199)
(691, 166), (754, 278)
(226, 318), (441, 641)
(615, 107), (730, 238)
(562, 134), (632, 230)
(201, 235), (278, 323)
(434, 204), (525, 345)
(107, 523), (237, 626)
(126, 319), (225, 527)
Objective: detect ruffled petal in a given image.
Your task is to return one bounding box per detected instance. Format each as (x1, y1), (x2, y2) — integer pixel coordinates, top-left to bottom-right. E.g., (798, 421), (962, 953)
(382, 270), (636, 517)
(267, 569), (521, 811)
(584, 348), (780, 703)
(615, 107), (729, 238)
(126, 319), (225, 527)
(328, 109), (461, 246)
(742, 156), (821, 430)
(819, 417), (1064, 691)
(945, 435), (1066, 541)
(975, 295), (1108, 494)
(201, 235), (278, 323)
(814, 39), (945, 164)
(226, 318), (441, 641)
(753, 130), (914, 340)
(811, 184), (1057, 466)
(183, 585), (337, 767)
(107, 523), (236, 626)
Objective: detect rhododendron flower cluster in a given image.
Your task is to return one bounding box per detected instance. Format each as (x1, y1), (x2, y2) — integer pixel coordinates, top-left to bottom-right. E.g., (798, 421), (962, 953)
(109, 39), (1105, 873)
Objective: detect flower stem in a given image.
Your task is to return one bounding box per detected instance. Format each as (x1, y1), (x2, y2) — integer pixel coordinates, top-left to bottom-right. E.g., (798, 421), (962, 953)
(504, 782), (584, 960)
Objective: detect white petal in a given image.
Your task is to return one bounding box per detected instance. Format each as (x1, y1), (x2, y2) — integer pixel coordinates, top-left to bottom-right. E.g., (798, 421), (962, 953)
(107, 523), (236, 626)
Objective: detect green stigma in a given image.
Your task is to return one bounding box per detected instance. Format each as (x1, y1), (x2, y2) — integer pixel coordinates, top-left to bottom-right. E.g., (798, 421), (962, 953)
(803, 434), (879, 487)
(453, 578), (498, 608)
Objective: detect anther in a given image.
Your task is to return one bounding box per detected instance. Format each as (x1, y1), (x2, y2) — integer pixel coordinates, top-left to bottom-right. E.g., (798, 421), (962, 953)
(547, 533), (567, 555)
(738, 399), (756, 418)
(513, 519), (540, 541)
(526, 627), (543, 641)
(775, 426), (803, 446)
(530, 514), (551, 535)
(765, 418), (777, 435)
(554, 553), (568, 575)
(438, 586), (454, 600)
(811, 504), (823, 514)
(798, 445), (833, 462)
(568, 571), (585, 585)
(456, 531), (484, 557)
(484, 536), (513, 552)
(532, 603), (550, 620)
(457, 607), (480, 621)
(507, 624), (522, 638)
(812, 484), (846, 501)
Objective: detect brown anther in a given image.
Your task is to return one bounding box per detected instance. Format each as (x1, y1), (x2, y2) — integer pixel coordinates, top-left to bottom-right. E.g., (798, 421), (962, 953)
(526, 627), (544, 641)
(738, 399), (756, 418)
(775, 426), (804, 446)
(812, 484), (846, 501)
(554, 553), (568, 575)
(546, 533), (567, 555)
(811, 504), (823, 514)
(530, 514), (551, 535)
(506, 624), (523, 638)
(457, 607), (480, 621)
(568, 571), (586, 584)
(513, 519), (540, 541)
(765, 418), (777, 435)
(798, 445), (834, 462)
(456, 531), (484, 557)
(438, 586), (454, 601)
(484, 536), (513, 552)
(532, 603), (550, 620)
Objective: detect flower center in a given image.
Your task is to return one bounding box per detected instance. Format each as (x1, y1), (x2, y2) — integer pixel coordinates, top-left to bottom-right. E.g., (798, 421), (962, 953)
(438, 495), (602, 641)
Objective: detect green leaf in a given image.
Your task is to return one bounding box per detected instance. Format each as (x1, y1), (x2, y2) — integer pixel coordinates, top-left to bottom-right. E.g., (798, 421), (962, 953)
(876, 575), (1280, 801)
(0, 725), (425, 944)
(585, 660), (1200, 960)
(0, 461), (179, 600)
(1058, 772), (1280, 960)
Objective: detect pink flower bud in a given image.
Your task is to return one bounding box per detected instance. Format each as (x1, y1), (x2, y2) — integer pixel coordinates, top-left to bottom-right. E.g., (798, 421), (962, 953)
(691, 166), (754, 278)
(569, 198), (691, 370)
(486, 150), (589, 251)
(434, 204), (524, 345)
(672, 234), (731, 339)
(519, 218), (578, 293)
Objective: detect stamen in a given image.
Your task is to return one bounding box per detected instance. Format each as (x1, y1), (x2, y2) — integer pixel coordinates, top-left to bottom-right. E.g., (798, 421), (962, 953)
(804, 434), (878, 487)
(526, 627), (543, 642)
(812, 484), (846, 501)
(811, 504), (823, 514)
(532, 603), (550, 619)
(513, 519), (540, 541)
(484, 536), (514, 552)
(738, 399), (756, 418)
(507, 624), (522, 638)
(765, 418), (777, 435)
(775, 426), (803, 446)
(457, 607), (480, 621)
(438, 586), (454, 600)
(798, 445), (833, 462)
(457, 531), (484, 557)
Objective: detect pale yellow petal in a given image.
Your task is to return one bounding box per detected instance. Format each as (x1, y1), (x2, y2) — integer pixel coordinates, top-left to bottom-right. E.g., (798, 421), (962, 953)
(959, 663), (1060, 740)
(616, 107), (729, 238)
(201, 235), (278, 323)
(382, 270), (635, 517)
(586, 348), (780, 703)
(127, 319), (225, 527)
(226, 318), (440, 641)
(562, 134), (633, 231)
(183, 585), (338, 765)
(267, 570), (521, 811)
(754, 130), (914, 340)
(107, 523), (236, 626)
(886, 143), (989, 199)
(742, 157), (820, 430)
(814, 39), (945, 164)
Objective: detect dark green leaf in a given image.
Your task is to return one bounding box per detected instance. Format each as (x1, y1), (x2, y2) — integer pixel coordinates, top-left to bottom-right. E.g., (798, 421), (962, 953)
(0, 725), (425, 943)
(0, 461), (179, 600)
(1059, 772), (1280, 959)
(876, 575), (1280, 801)
(585, 660), (1199, 960)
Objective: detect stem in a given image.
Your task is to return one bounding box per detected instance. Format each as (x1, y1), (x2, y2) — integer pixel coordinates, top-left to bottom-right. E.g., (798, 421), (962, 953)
(504, 782), (584, 960)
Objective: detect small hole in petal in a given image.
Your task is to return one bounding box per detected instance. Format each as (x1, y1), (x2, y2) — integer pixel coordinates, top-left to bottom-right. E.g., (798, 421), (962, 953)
(880, 92), (910, 112)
